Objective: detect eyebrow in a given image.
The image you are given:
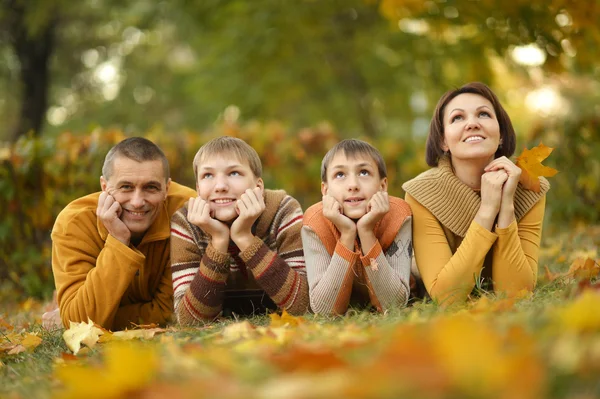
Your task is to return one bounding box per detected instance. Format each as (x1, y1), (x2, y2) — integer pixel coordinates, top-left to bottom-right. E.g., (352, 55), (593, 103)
(116, 180), (163, 187)
(449, 105), (493, 114)
(199, 164), (244, 171)
(331, 162), (373, 169)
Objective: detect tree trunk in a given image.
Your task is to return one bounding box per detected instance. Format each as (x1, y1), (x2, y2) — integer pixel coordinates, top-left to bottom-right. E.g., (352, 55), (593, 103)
(6, 1), (56, 141)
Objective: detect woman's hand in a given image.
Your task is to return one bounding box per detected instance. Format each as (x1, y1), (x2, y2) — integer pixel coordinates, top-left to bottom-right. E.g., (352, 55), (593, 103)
(475, 169), (508, 231)
(485, 156), (521, 228)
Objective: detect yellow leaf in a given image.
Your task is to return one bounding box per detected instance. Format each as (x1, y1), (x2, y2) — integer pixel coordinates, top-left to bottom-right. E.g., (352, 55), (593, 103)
(99, 328), (166, 343)
(220, 321), (256, 343)
(554, 290), (600, 333)
(269, 310), (305, 328)
(62, 319), (104, 355)
(54, 342), (158, 399)
(21, 333), (42, 350)
(515, 143), (558, 192)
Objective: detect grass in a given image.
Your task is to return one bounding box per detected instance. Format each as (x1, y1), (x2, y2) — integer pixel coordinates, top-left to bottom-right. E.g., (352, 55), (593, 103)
(1, 225), (599, 399)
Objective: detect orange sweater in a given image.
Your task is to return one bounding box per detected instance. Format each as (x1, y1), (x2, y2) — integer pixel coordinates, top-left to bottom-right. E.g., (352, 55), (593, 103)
(52, 182), (195, 330)
(302, 197), (412, 315)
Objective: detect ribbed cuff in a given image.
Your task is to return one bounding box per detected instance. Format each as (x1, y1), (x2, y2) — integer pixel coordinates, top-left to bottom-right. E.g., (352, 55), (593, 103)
(334, 240), (360, 263)
(360, 241), (383, 267)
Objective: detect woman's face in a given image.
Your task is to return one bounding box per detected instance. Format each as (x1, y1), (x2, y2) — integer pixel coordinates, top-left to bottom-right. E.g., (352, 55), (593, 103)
(442, 93), (501, 164)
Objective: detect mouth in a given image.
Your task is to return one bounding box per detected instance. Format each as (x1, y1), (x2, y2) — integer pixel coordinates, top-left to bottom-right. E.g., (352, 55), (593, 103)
(344, 197), (365, 206)
(124, 209), (149, 218)
(211, 198), (237, 206)
(463, 135), (485, 143)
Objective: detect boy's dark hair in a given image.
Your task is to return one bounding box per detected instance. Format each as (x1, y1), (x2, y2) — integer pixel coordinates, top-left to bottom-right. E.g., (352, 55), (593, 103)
(321, 139), (387, 182)
(426, 81), (516, 167)
(102, 137), (170, 181)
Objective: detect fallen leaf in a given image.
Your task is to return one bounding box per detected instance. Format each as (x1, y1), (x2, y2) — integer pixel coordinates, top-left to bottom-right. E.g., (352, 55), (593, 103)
(515, 143), (558, 192)
(269, 344), (347, 373)
(7, 345), (26, 355)
(221, 321), (256, 343)
(568, 257), (599, 280)
(269, 310), (305, 328)
(21, 333), (42, 350)
(99, 328), (166, 343)
(0, 317), (13, 331)
(62, 319), (104, 355)
(554, 290), (600, 333)
(544, 265), (564, 282)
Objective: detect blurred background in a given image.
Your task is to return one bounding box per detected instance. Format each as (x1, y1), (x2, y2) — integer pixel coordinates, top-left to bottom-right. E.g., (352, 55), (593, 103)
(1, 0), (599, 300)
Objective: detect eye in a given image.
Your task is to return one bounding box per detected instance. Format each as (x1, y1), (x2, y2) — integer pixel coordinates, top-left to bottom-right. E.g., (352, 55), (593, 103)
(451, 114), (463, 123)
(479, 111), (491, 118)
(229, 170), (241, 177)
(120, 184), (133, 190)
(202, 173), (213, 179)
(334, 171), (345, 179)
(359, 169), (370, 176)
(146, 185), (160, 192)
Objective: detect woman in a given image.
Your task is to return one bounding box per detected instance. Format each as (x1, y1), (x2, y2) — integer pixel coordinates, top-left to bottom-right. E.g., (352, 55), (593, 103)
(403, 82), (549, 305)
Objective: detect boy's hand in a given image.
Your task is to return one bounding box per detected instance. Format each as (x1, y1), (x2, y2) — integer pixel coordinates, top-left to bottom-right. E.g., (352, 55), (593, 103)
(322, 194), (356, 249)
(230, 187), (265, 251)
(357, 191), (389, 233)
(187, 197), (230, 252)
(97, 190), (131, 246)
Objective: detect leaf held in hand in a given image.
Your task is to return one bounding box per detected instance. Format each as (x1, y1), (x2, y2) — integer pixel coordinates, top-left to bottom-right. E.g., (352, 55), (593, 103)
(516, 143), (558, 192)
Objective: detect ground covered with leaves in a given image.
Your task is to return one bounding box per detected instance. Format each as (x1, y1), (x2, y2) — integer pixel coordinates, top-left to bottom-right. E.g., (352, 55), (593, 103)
(1, 225), (599, 399)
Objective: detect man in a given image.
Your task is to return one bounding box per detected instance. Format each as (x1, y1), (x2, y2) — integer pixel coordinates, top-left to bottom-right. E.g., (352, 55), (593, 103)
(50, 137), (196, 330)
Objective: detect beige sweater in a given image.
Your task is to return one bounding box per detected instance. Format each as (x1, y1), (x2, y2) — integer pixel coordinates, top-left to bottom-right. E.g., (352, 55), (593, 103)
(403, 156), (549, 305)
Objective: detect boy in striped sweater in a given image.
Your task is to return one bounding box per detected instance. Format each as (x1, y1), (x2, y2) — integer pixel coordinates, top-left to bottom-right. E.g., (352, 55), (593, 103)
(302, 139), (412, 315)
(170, 137), (308, 325)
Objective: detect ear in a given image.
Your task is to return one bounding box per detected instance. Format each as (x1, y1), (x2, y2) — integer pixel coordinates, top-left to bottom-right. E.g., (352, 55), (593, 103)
(380, 177), (388, 192)
(321, 182), (328, 197)
(164, 178), (171, 199)
(256, 177), (264, 195)
(100, 176), (108, 192)
(441, 138), (449, 152)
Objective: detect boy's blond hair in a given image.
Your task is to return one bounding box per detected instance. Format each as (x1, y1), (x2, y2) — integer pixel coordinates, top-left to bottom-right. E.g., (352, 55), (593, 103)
(320, 139), (387, 182)
(193, 136), (263, 180)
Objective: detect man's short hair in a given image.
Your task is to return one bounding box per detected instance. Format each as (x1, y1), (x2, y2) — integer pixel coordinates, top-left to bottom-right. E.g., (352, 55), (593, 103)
(193, 136), (262, 181)
(321, 139), (387, 182)
(102, 137), (170, 181)
(426, 81), (517, 167)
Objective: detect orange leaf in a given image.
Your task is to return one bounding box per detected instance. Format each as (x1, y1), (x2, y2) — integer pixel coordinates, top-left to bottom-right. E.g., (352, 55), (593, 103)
(515, 143), (558, 192)
(544, 265), (564, 282)
(568, 257), (599, 280)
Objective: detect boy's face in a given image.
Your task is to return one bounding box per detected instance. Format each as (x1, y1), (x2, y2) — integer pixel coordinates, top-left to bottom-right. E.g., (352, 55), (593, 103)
(196, 154), (263, 223)
(321, 151), (387, 220)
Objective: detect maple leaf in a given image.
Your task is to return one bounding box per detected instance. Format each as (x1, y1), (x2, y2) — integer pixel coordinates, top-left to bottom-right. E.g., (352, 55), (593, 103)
(99, 327), (166, 343)
(62, 319), (104, 355)
(515, 142), (558, 192)
(567, 257), (599, 280)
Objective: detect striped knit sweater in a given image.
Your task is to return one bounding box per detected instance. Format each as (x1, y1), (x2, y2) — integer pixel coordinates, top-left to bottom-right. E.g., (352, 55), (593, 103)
(170, 189), (308, 325)
(302, 197), (412, 315)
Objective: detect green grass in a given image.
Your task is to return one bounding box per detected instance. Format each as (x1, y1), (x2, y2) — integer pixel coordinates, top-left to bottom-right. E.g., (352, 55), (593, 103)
(1, 225), (599, 399)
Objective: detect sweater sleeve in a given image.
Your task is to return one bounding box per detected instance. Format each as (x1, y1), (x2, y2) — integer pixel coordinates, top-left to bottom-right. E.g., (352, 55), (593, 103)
(170, 208), (230, 325)
(406, 193), (498, 305)
(361, 218), (412, 310)
(111, 257), (174, 330)
(301, 225), (359, 315)
(491, 196), (545, 295)
(52, 224), (143, 330)
(239, 198), (309, 315)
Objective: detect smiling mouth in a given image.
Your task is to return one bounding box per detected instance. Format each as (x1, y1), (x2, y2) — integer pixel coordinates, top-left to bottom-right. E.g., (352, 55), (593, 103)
(124, 209), (148, 217)
(212, 198), (236, 206)
(464, 136), (485, 143)
(345, 198), (365, 205)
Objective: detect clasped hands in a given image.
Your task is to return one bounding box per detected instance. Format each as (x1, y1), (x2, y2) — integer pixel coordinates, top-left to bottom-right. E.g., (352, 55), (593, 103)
(477, 156), (522, 230)
(322, 191), (389, 251)
(186, 187), (265, 253)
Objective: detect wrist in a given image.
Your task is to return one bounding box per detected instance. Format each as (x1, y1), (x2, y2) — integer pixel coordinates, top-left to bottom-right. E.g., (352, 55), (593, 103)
(232, 233), (255, 252)
(211, 236), (229, 253)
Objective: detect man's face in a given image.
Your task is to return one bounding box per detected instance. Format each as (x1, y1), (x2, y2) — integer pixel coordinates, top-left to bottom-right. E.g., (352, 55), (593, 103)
(100, 156), (170, 241)
(321, 151), (387, 220)
(196, 154), (263, 223)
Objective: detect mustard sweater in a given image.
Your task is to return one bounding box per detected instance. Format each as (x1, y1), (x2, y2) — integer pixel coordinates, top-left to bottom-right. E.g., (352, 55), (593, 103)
(302, 197), (412, 315)
(51, 182), (196, 330)
(402, 156), (549, 305)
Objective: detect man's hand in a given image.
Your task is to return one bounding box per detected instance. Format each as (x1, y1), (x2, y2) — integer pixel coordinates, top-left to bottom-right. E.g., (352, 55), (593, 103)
(97, 190), (131, 246)
(356, 191), (390, 234)
(187, 197), (230, 252)
(230, 188), (265, 251)
(322, 194), (356, 250)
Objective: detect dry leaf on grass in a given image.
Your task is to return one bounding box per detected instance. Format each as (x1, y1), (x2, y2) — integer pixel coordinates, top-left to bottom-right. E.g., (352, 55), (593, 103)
(269, 310), (305, 328)
(568, 257), (599, 280)
(99, 328), (166, 343)
(62, 319), (104, 355)
(1, 332), (42, 356)
(515, 143), (558, 192)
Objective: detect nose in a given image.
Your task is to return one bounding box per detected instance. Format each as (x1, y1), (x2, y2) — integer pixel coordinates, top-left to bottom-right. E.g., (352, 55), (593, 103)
(214, 174), (228, 192)
(347, 174), (359, 191)
(130, 189), (146, 208)
(466, 115), (480, 130)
